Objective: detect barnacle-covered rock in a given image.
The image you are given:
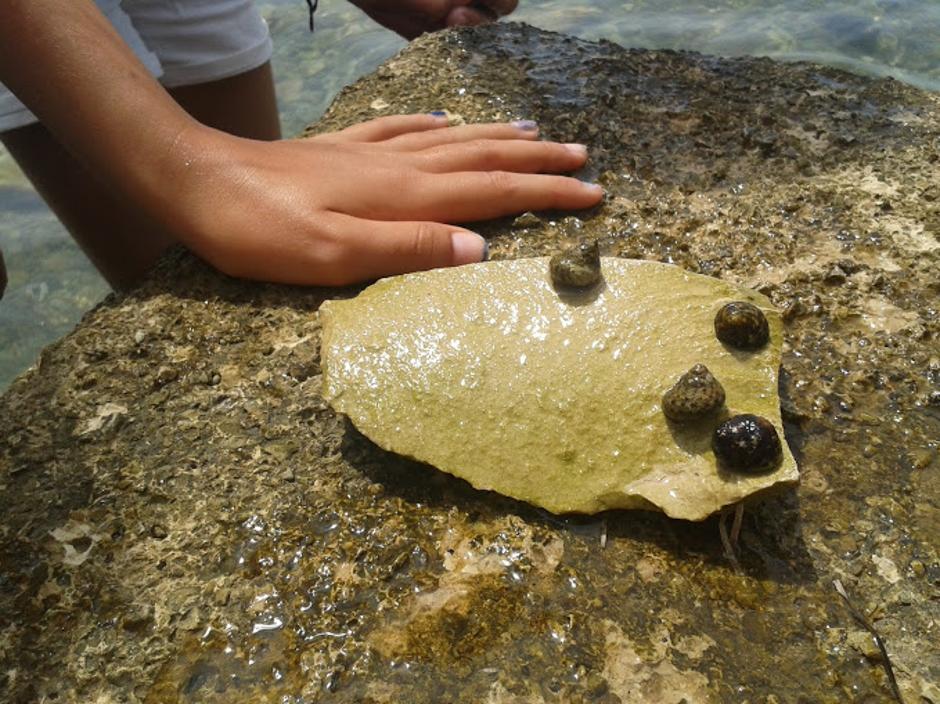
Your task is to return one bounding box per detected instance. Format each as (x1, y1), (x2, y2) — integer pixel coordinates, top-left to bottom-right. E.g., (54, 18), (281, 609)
(7, 22), (940, 703)
(321, 258), (797, 520)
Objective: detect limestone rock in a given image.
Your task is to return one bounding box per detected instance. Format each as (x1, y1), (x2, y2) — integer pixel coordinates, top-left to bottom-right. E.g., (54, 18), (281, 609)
(2, 22), (938, 704)
(322, 258), (797, 519)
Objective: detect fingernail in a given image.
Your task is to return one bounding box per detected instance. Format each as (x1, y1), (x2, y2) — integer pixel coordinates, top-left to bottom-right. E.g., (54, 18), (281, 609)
(564, 143), (588, 157)
(451, 231), (487, 264)
(583, 182), (605, 197)
(429, 110), (448, 117)
(511, 120), (538, 131)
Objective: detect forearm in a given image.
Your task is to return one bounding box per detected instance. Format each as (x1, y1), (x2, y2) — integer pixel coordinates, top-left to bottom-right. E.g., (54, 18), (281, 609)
(0, 1), (205, 216)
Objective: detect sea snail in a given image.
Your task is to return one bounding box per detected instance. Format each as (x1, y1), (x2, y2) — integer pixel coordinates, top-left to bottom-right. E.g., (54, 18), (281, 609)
(549, 240), (602, 289)
(662, 364), (726, 422)
(712, 414), (782, 474)
(714, 301), (770, 350)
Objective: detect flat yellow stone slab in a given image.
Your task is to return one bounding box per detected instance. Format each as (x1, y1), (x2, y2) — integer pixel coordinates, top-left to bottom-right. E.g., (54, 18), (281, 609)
(320, 258), (798, 520)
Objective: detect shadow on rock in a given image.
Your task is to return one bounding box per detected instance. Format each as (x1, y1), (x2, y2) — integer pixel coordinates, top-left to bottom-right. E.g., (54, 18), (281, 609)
(340, 418), (817, 587)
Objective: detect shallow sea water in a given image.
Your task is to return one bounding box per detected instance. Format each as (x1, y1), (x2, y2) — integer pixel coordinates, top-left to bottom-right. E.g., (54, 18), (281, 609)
(0, 0), (938, 389)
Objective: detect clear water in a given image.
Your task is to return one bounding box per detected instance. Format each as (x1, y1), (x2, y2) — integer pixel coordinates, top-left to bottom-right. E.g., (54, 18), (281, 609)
(1, 0), (938, 389)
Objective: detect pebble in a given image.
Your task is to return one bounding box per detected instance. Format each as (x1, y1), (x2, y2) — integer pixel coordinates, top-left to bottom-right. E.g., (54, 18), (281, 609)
(512, 212), (544, 230)
(155, 366), (178, 386)
(846, 629), (881, 660)
(585, 673), (608, 698)
(121, 603), (154, 631)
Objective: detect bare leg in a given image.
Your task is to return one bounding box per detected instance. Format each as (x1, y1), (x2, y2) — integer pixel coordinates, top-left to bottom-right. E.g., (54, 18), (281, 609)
(0, 62), (280, 290)
(2, 122), (176, 290)
(168, 62), (280, 141)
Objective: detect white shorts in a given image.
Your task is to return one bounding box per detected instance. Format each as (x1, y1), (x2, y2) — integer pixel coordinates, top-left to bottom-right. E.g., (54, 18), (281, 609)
(0, 0), (273, 133)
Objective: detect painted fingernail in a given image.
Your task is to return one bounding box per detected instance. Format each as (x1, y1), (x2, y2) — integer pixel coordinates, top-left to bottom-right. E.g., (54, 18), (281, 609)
(511, 120), (538, 131)
(564, 143), (588, 157)
(429, 110), (448, 117)
(451, 231), (487, 265)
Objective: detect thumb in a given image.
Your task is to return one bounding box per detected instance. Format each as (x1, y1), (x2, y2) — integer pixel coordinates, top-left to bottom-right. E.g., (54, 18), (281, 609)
(327, 214), (488, 284)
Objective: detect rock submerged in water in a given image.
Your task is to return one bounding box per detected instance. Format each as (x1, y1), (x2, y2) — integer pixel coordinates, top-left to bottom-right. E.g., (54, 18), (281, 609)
(321, 257), (798, 520)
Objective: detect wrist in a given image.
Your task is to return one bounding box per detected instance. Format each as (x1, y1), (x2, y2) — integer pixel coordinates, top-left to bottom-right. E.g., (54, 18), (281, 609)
(131, 119), (232, 247)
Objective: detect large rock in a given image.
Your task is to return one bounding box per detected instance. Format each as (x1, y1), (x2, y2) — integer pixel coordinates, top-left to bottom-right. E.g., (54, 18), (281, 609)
(1, 23), (938, 704)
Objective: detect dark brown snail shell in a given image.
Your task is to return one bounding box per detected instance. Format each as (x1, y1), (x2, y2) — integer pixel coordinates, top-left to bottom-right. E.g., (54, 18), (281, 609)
(712, 414), (782, 474)
(714, 301), (770, 350)
(662, 364), (726, 422)
(549, 240), (602, 289)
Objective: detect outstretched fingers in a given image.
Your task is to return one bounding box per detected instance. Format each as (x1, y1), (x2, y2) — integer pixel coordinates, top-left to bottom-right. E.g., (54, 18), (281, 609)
(383, 121), (539, 150)
(319, 113), (450, 143)
(304, 213), (488, 286)
(371, 170), (605, 223)
(417, 139), (588, 174)
(317, 116), (546, 152)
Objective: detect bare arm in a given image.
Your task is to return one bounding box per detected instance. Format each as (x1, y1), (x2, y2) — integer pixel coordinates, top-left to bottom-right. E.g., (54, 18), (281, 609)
(0, 2), (199, 217)
(0, 0), (603, 286)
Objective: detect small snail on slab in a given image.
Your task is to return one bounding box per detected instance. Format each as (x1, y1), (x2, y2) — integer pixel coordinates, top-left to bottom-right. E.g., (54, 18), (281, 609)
(662, 364), (726, 422)
(712, 414), (782, 474)
(714, 301), (770, 350)
(549, 240), (603, 289)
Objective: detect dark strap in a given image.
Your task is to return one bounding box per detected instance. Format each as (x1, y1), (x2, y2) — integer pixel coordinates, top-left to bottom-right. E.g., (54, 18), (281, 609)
(305, 0), (319, 32)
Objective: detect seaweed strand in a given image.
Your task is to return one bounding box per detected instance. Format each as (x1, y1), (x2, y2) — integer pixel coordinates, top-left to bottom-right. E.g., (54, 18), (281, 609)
(730, 503), (744, 545)
(832, 579), (904, 703)
(719, 506), (743, 574)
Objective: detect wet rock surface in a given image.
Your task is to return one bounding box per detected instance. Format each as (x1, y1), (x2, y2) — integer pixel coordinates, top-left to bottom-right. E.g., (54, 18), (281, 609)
(321, 258), (796, 520)
(1, 22), (938, 704)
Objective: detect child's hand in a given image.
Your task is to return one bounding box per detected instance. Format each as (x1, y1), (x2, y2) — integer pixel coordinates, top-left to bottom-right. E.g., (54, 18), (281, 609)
(1, 2), (594, 290)
(348, 0), (517, 39)
(164, 114), (602, 286)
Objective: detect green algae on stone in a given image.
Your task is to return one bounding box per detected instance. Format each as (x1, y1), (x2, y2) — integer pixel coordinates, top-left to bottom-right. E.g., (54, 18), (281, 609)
(321, 257), (797, 520)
